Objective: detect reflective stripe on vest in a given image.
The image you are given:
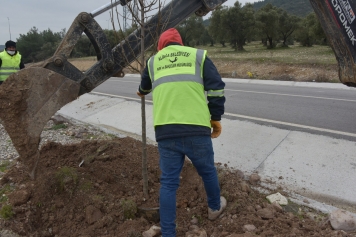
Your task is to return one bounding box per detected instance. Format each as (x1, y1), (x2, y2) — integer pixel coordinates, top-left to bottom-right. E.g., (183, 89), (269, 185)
(207, 89), (224, 97)
(147, 46), (210, 128)
(0, 51), (21, 81)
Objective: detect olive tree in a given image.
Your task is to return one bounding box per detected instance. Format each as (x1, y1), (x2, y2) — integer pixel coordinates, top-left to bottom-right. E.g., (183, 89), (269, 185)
(176, 14), (205, 46)
(221, 2), (255, 51)
(255, 3), (279, 49)
(277, 10), (300, 47)
(208, 6), (228, 47)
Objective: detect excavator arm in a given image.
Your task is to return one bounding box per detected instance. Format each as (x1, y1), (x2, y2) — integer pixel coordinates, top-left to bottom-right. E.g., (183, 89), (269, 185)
(0, 0), (226, 178)
(33, 0), (226, 94)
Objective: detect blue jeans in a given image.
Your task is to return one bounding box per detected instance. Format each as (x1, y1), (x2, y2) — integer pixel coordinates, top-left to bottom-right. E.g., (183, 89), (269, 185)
(158, 136), (221, 237)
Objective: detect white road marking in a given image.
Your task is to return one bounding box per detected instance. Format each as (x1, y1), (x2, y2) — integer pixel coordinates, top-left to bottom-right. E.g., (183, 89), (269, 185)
(91, 92), (356, 137)
(225, 89), (356, 102)
(109, 81), (356, 102)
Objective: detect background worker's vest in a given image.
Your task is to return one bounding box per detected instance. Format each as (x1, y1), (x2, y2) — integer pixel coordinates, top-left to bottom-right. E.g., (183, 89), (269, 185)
(0, 51), (22, 81)
(148, 45), (211, 128)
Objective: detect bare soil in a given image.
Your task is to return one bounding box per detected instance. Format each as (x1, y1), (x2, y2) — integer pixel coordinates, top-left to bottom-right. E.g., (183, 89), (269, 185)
(0, 119), (355, 237)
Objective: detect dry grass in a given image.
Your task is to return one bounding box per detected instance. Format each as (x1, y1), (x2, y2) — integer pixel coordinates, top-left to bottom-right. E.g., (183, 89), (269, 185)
(201, 41), (338, 82)
(203, 41), (337, 65)
(68, 57), (97, 71)
(65, 42), (339, 83)
(213, 60), (338, 82)
(69, 57), (141, 74)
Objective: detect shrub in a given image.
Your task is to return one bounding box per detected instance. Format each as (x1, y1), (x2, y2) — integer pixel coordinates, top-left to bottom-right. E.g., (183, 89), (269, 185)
(120, 199), (137, 220)
(55, 167), (78, 196)
(0, 185), (11, 203)
(0, 161), (11, 172)
(0, 205), (13, 219)
(50, 124), (67, 130)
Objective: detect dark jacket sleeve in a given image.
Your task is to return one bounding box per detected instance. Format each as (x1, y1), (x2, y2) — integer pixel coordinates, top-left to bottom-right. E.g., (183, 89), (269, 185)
(138, 60), (152, 95)
(20, 58), (25, 69)
(203, 56), (225, 121)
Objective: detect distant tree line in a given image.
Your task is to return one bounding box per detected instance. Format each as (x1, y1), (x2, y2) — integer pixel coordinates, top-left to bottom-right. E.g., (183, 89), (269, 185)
(15, 1), (326, 63)
(253, 0), (314, 17)
(192, 2), (326, 51)
(15, 26), (132, 64)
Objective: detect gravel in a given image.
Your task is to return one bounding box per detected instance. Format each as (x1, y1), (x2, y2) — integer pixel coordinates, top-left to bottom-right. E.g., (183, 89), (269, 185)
(0, 114), (115, 164)
(0, 124), (18, 162)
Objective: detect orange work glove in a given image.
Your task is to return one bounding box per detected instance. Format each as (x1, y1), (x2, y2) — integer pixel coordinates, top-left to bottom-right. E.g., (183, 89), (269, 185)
(210, 120), (222, 138)
(137, 91), (144, 98)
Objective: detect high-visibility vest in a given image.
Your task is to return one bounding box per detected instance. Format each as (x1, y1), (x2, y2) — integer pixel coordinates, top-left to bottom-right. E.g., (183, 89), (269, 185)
(0, 51), (22, 81)
(148, 45), (211, 128)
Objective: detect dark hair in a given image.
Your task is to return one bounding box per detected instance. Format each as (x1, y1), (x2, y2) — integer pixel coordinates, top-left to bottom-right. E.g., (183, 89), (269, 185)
(5, 40), (16, 49)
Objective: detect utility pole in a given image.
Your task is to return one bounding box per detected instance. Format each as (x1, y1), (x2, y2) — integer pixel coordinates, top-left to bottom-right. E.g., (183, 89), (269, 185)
(7, 17), (11, 40)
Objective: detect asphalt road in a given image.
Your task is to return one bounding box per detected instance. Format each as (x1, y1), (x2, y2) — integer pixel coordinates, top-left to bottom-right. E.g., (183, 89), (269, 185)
(93, 75), (356, 141)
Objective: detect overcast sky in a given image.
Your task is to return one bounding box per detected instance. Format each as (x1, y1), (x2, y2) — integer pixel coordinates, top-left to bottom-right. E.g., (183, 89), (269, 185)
(0, 0), (258, 47)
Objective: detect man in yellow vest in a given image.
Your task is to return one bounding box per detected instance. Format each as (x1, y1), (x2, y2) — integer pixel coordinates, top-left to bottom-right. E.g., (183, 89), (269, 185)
(0, 40), (25, 85)
(137, 28), (226, 236)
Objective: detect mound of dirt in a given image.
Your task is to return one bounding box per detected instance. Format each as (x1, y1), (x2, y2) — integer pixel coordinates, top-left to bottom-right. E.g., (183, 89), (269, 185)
(0, 120), (353, 237)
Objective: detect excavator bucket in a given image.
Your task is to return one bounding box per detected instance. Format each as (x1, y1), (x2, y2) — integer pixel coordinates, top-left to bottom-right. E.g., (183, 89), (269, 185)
(0, 67), (80, 178)
(310, 0), (356, 87)
(0, 0), (225, 178)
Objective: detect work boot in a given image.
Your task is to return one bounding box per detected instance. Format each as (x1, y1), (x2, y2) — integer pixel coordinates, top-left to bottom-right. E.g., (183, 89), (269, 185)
(208, 196), (227, 220)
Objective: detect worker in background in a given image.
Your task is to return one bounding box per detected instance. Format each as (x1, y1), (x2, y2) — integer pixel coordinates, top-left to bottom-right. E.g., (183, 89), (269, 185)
(137, 28), (226, 237)
(0, 40), (25, 85)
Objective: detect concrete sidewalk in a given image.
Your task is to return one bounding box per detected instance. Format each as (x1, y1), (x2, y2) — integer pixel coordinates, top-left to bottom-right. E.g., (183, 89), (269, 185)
(56, 79), (356, 216)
